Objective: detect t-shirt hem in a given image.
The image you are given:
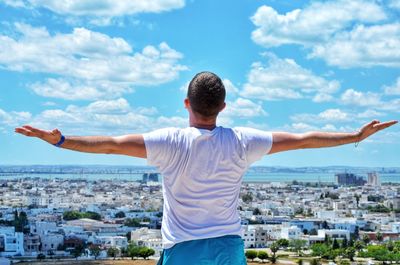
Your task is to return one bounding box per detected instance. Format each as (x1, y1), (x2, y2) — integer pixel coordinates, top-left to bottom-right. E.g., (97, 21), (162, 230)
(162, 231), (243, 249)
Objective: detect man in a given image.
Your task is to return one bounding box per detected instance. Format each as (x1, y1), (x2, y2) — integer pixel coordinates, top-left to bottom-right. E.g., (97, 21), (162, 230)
(16, 72), (397, 265)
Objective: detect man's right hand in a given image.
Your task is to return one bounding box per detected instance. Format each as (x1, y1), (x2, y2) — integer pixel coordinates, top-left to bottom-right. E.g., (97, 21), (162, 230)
(15, 125), (147, 158)
(15, 125), (62, 145)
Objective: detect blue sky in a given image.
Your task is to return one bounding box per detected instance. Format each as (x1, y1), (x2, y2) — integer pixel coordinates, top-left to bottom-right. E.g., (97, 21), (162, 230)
(0, 0), (399, 167)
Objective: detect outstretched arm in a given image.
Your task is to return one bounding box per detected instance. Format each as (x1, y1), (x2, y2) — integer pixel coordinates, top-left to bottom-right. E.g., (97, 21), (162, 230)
(269, 120), (397, 154)
(14, 125), (146, 158)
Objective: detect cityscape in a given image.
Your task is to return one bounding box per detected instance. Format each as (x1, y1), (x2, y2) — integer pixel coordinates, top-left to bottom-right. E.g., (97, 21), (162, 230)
(0, 167), (400, 264)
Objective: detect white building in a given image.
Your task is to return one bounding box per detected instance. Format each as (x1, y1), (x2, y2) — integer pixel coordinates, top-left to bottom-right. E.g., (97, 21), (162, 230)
(333, 201), (347, 210)
(281, 225), (302, 240)
(30, 221), (58, 236)
(60, 225), (88, 241)
(131, 228), (163, 256)
(392, 222), (400, 233)
(316, 211), (338, 220)
(0, 227), (24, 256)
(92, 236), (127, 249)
(24, 234), (40, 256)
(367, 173), (380, 186)
(318, 229), (350, 240)
(41, 233), (64, 253)
(242, 225), (280, 248)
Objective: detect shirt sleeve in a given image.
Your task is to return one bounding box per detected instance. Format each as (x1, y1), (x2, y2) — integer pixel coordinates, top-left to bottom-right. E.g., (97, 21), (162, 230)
(142, 128), (177, 169)
(233, 127), (273, 165)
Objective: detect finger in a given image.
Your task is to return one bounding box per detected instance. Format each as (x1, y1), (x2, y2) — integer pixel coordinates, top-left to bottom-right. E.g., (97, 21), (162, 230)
(52, 128), (61, 135)
(373, 120), (398, 130)
(370, 120), (380, 125)
(15, 127), (34, 137)
(22, 125), (50, 137)
(22, 125), (48, 134)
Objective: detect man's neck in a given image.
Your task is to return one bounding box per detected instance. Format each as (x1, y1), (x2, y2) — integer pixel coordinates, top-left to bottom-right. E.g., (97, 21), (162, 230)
(189, 114), (217, 131)
(190, 122), (217, 131)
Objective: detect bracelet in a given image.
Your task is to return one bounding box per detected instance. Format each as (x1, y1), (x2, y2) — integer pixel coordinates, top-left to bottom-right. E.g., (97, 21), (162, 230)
(54, 135), (65, 147)
(354, 131), (361, 148)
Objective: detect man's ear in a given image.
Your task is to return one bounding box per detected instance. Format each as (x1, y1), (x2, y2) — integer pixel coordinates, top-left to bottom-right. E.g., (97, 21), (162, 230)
(219, 102), (226, 112)
(184, 98), (190, 109)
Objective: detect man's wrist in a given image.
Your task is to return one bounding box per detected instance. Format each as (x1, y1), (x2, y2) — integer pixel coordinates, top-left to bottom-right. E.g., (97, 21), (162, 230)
(54, 135), (65, 147)
(353, 131), (362, 147)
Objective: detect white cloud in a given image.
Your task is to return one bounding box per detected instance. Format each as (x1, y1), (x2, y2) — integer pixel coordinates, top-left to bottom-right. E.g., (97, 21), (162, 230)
(291, 108), (351, 124)
(383, 77), (400, 95)
(310, 24), (400, 68)
(223, 79), (239, 96)
(1, 0), (185, 25)
(27, 98), (187, 134)
(30, 78), (133, 100)
(241, 54), (340, 100)
(340, 89), (382, 107)
(222, 98), (267, 118)
(357, 109), (386, 118)
(251, 0), (386, 47)
(251, 1), (400, 68)
(290, 107), (388, 129)
(291, 122), (319, 132)
(0, 23), (187, 100)
(0, 108), (32, 127)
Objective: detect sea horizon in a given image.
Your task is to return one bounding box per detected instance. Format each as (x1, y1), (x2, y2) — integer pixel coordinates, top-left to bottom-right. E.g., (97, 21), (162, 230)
(1, 165), (399, 183)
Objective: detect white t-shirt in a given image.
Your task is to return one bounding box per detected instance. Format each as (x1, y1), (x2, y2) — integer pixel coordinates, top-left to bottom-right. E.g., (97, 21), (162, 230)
(143, 126), (273, 249)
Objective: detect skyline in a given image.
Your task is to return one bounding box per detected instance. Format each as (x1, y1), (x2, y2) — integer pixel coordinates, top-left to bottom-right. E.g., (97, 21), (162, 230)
(0, 0), (399, 166)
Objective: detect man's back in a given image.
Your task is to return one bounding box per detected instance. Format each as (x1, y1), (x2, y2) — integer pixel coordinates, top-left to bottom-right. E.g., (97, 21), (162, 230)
(144, 126), (273, 249)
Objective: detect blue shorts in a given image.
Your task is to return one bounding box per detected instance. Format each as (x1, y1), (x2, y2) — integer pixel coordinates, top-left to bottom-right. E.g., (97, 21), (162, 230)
(157, 235), (247, 265)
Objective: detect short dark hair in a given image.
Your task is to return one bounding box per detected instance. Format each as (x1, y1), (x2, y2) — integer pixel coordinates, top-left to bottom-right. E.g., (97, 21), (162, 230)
(187, 71), (226, 118)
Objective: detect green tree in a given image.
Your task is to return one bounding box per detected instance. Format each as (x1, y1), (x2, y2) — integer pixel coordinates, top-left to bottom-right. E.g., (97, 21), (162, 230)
(13, 210), (28, 232)
(354, 194), (361, 208)
(127, 243), (140, 260)
(138, 247), (155, 260)
(270, 242), (279, 263)
(84, 211), (101, 220)
(115, 211), (126, 218)
(345, 247), (356, 261)
(257, 251), (269, 263)
(89, 245), (101, 260)
(376, 232), (383, 242)
(386, 241), (394, 251)
(348, 238), (354, 247)
(242, 193), (253, 203)
(253, 208), (261, 215)
(63, 210), (101, 221)
(353, 226), (359, 240)
(354, 240), (364, 251)
(362, 234), (371, 245)
(289, 239), (307, 256)
(63, 210), (82, 221)
(341, 237), (348, 248)
(245, 250), (257, 261)
(311, 243), (330, 257)
(72, 245), (85, 260)
(332, 238), (340, 249)
(276, 239), (289, 248)
(124, 218), (141, 227)
(107, 247), (119, 260)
